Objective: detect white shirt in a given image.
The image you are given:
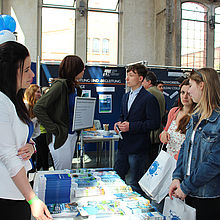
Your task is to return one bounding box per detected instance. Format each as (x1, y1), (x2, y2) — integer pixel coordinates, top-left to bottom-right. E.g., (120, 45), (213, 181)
(0, 92), (32, 200)
(166, 120), (185, 157)
(127, 86), (142, 112)
(187, 130), (196, 176)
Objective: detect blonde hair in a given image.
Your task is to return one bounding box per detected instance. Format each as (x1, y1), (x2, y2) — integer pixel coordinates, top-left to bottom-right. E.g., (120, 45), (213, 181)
(24, 84), (41, 118)
(189, 68), (220, 123)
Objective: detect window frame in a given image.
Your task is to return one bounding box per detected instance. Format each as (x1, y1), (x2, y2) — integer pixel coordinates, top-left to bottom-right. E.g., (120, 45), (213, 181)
(86, 2), (120, 64)
(40, 2), (76, 63)
(102, 38), (110, 54)
(92, 38), (100, 53)
(214, 6), (220, 69)
(181, 1), (208, 68)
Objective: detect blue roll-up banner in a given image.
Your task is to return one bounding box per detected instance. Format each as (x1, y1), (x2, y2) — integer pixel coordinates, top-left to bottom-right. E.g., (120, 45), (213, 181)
(148, 68), (184, 111)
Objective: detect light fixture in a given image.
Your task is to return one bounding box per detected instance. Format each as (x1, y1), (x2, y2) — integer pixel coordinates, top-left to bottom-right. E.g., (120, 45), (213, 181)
(209, 15), (215, 30)
(78, 0), (86, 17)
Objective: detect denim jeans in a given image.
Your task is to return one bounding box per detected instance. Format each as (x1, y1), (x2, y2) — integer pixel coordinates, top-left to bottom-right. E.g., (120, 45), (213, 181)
(114, 150), (152, 195)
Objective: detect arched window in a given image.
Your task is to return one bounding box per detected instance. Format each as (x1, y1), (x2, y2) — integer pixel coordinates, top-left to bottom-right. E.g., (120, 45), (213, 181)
(92, 38), (100, 53)
(181, 2), (207, 68)
(214, 7), (220, 69)
(102, 38), (109, 54)
(87, 38), (91, 53)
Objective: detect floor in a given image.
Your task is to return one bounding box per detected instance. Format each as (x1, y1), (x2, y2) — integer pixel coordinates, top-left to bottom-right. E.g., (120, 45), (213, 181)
(47, 149), (115, 171)
(72, 151), (113, 169)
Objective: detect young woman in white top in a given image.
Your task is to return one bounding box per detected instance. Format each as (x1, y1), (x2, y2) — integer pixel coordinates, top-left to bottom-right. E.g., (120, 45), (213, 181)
(0, 41), (52, 220)
(160, 79), (196, 159)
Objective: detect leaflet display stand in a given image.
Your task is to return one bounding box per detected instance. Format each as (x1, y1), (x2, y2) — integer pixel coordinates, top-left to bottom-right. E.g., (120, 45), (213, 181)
(72, 97), (96, 168)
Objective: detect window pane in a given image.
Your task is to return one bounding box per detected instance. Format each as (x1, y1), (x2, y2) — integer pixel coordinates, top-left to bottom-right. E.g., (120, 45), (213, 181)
(87, 11), (118, 64)
(87, 38), (91, 52)
(182, 3), (206, 21)
(181, 2), (207, 68)
(43, 0), (76, 7)
(42, 8), (75, 62)
(88, 0), (118, 11)
(102, 38), (109, 53)
(214, 7), (220, 69)
(92, 38), (100, 53)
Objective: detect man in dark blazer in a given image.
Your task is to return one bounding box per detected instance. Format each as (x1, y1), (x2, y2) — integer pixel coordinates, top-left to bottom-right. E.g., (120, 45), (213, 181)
(114, 64), (160, 194)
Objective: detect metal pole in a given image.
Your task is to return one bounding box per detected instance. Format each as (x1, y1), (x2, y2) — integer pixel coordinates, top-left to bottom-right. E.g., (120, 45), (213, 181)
(36, 55), (41, 86)
(80, 131), (84, 168)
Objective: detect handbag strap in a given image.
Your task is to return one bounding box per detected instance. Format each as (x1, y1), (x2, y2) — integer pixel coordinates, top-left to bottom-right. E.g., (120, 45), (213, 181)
(158, 143), (165, 153)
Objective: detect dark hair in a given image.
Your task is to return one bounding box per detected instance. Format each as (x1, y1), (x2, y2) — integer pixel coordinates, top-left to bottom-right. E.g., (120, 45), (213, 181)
(126, 64), (147, 79)
(156, 81), (164, 86)
(145, 71), (157, 86)
(59, 55), (84, 94)
(0, 41), (30, 124)
(176, 79), (196, 134)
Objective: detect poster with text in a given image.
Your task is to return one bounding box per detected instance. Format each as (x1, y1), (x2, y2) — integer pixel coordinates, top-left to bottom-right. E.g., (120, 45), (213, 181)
(99, 94), (112, 113)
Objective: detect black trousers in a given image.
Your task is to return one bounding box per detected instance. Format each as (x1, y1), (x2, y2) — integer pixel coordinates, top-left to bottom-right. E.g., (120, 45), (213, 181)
(0, 198), (31, 220)
(35, 133), (50, 170)
(185, 196), (220, 220)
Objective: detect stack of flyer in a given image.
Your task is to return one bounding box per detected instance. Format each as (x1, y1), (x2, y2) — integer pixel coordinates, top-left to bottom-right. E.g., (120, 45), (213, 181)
(44, 174), (72, 204)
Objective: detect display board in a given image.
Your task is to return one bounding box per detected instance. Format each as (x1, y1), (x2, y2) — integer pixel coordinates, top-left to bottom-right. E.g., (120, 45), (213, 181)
(148, 68), (184, 111)
(72, 97), (96, 131)
(78, 66), (126, 130)
(39, 64), (126, 130)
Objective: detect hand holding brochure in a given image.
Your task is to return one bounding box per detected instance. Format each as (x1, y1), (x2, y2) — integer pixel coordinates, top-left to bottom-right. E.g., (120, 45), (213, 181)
(116, 124), (123, 139)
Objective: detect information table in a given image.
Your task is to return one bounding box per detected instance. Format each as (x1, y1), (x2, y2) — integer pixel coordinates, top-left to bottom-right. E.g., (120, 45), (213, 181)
(33, 169), (164, 220)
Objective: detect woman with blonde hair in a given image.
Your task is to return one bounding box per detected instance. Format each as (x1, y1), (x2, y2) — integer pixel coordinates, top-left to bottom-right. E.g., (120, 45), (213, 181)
(24, 84), (41, 137)
(169, 68), (220, 220)
(24, 84), (42, 115)
(24, 84), (50, 170)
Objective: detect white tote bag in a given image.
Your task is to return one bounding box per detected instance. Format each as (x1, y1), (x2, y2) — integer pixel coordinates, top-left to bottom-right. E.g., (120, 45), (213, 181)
(163, 197), (196, 220)
(138, 150), (176, 203)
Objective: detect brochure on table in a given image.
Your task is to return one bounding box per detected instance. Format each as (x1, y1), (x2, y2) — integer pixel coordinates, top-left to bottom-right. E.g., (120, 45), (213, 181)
(33, 169), (164, 219)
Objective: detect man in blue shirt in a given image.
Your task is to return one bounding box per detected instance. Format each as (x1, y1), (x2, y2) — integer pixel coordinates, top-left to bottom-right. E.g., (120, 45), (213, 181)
(114, 64), (160, 194)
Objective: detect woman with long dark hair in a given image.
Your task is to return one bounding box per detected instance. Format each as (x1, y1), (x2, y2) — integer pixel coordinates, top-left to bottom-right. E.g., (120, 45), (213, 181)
(34, 55), (85, 170)
(0, 41), (52, 219)
(160, 79), (196, 159)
